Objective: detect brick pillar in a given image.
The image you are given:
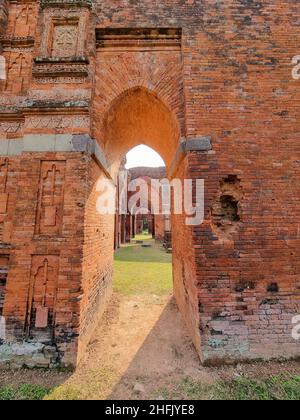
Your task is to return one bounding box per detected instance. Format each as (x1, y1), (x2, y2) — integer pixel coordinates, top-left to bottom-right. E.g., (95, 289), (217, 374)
(152, 215), (155, 238)
(172, 136), (214, 359)
(0, 0), (8, 38)
(132, 215), (136, 238)
(120, 215), (126, 244)
(114, 182), (119, 250)
(125, 215), (131, 243)
(0, 0), (8, 84)
(114, 213), (119, 250)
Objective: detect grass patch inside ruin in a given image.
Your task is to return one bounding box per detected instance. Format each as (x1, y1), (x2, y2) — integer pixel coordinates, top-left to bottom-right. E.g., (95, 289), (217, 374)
(114, 236), (172, 296)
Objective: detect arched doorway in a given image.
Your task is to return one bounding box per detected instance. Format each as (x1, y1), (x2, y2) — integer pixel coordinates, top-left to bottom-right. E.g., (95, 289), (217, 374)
(102, 86), (180, 178)
(78, 86), (201, 363)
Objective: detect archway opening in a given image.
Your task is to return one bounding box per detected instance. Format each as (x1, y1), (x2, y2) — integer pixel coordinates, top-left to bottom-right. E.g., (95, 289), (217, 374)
(125, 145), (166, 170)
(114, 144), (173, 299)
(102, 86), (180, 179)
(79, 87), (184, 370)
(115, 144), (169, 247)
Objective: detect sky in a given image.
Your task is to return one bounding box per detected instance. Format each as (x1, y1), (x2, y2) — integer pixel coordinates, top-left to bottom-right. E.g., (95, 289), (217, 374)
(125, 145), (165, 169)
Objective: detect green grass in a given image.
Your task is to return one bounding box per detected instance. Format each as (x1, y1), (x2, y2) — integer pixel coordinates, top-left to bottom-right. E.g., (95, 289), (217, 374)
(2, 375), (300, 400)
(134, 232), (152, 241)
(0, 384), (50, 400)
(153, 375), (300, 401)
(46, 367), (117, 400)
(216, 376), (300, 400)
(114, 237), (172, 296)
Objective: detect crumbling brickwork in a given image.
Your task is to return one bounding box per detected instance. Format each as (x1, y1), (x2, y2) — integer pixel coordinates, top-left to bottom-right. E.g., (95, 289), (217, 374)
(0, 0), (299, 367)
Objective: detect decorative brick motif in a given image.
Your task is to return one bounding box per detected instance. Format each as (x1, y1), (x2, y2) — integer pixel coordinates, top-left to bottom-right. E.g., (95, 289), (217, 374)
(0, 159), (9, 215)
(0, 119), (24, 135)
(0, 158), (15, 243)
(35, 161), (66, 236)
(40, 0), (92, 9)
(39, 8), (88, 58)
(32, 59), (89, 82)
(0, 254), (9, 317)
(5, 52), (31, 93)
(24, 114), (90, 131)
(51, 24), (79, 58)
(6, 2), (37, 38)
(26, 255), (59, 341)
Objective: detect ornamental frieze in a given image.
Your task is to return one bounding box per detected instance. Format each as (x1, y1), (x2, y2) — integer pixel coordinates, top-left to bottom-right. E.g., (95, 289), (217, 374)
(40, 0), (92, 9)
(24, 114), (90, 130)
(28, 89), (91, 102)
(32, 58), (89, 81)
(0, 120), (24, 134)
(0, 36), (35, 51)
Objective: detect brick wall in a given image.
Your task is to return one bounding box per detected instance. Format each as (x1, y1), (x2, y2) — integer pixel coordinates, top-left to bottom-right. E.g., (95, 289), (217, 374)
(78, 157), (114, 361)
(0, 0), (299, 366)
(172, 156), (202, 356)
(2, 152), (87, 366)
(154, 215), (165, 242)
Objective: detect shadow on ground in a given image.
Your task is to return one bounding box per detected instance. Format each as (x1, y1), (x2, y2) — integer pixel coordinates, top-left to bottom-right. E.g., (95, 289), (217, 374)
(106, 297), (213, 400)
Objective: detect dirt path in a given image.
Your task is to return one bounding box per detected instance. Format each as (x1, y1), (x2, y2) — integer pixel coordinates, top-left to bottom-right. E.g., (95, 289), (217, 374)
(45, 289), (215, 400)
(1, 238), (300, 400)
(47, 289), (300, 400)
(77, 292), (216, 399)
(1, 288), (300, 399)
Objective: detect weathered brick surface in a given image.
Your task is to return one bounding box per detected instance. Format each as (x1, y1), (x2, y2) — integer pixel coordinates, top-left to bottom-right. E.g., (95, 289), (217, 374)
(2, 152), (87, 366)
(78, 157), (114, 361)
(0, 0), (299, 366)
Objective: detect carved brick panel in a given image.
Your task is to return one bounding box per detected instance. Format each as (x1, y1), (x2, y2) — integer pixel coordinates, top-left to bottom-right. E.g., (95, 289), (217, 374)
(51, 23), (79, 58)
(26, 255), (59, 340)
(35, 161), (66, 236)
(0, 159), (14, 243)
(5, 51), (31, 93)
(32, 5), (90, 84)
(40, 9), (88, 58)
(0, 0), (8, 38)
(6, 2), (37, 38)
(0, 254), (9, 317)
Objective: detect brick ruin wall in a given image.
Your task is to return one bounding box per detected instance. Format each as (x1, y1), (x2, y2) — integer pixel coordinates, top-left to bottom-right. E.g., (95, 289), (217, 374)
(79, 157), (114, 360)
(0, 0), (299, 367)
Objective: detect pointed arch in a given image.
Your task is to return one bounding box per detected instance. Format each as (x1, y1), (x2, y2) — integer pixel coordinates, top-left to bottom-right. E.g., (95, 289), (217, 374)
(102, 86), (180, 177)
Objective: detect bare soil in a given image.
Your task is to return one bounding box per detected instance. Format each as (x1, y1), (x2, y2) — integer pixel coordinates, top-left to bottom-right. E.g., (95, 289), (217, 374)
(1, 291), (300, 399)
